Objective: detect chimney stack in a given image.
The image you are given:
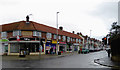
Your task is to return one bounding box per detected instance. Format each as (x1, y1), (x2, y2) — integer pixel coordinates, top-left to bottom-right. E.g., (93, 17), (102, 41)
(77, 32), (79, 35)
(26, 15), (30, 24)
(72, 31), (75, 34)
(59, 26), (63, 30)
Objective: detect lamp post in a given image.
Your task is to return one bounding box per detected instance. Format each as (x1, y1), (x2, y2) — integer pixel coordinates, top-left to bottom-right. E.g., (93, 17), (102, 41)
(56, 12), (59, 55)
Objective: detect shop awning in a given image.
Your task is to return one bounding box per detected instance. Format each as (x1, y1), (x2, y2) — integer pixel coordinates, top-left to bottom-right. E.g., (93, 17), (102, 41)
(9, 41), (40, 43)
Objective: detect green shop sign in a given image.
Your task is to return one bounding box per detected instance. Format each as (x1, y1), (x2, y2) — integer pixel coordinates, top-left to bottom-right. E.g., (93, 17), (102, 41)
(0, 39), (9, 42)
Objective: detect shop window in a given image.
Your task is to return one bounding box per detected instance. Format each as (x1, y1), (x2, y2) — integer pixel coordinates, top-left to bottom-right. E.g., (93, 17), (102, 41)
(10, 44), (19, 53)
(1, 32), (7, 38)
(13, 30), (21, 36)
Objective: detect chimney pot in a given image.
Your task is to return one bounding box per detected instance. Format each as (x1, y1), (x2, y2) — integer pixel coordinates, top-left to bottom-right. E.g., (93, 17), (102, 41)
(73, 31), (75, 34)
(59, 26), (63, 30)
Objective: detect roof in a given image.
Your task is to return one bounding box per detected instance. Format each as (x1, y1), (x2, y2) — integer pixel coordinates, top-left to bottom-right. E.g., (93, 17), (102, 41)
(1, 21), (82, 40)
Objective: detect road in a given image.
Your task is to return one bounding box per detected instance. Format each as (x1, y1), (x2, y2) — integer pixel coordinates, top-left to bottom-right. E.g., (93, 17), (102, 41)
(2, 50), (111, 69)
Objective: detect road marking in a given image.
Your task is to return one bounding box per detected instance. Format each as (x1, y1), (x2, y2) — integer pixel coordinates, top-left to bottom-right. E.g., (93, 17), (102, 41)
(25, 67), (30, 68)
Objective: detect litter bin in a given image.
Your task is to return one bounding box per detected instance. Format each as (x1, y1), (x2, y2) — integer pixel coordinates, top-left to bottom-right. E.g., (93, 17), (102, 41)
(58, 51), (61, 55)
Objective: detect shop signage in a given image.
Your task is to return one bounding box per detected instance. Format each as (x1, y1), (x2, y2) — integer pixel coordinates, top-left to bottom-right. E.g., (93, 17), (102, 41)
(22, 31), (32, 36)
(59, 42), (66, 44)
(52, 40), (57, 44)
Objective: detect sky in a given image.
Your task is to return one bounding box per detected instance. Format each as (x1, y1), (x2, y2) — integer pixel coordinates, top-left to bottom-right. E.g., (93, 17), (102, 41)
(0, 0), (119, 40)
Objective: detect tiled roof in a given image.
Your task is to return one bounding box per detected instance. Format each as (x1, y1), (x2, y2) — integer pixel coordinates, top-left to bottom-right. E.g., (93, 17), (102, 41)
(1, 21), (82, 40)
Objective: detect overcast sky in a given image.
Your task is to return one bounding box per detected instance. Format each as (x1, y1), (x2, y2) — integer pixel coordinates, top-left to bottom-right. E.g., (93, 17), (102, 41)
(0, 0), (119, 40)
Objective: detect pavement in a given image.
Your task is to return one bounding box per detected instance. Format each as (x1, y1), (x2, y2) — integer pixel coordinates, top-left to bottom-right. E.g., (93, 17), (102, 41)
(94, 56), (120, 69)
(2, 51), (78, 61)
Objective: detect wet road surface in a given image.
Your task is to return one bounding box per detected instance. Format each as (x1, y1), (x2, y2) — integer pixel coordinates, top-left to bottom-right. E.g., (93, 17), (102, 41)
(2, 51), (111, 69)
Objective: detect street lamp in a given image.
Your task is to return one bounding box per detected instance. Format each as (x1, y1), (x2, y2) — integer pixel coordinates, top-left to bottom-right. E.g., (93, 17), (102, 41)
(56, 12), (59, 55)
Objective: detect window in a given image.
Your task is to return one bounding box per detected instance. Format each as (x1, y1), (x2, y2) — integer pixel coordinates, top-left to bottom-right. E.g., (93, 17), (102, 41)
(54, 34), (57, 39)
(46, 33), (52, 39)
(59, 35), (61, 40)
(76, 39), (78, 42)
(37, 32), (42, 37)
(73, 38), (75, 41)
(1, 32), (7, 38)
(13, 30), (21, 36)
(33, 31), (37, 36)
(71, 38), (72, 41)
(79, 39), (81, 43)
(67, 37), (70, 42)
(33, 31), (42, 37)
(62, 36), (66, 41)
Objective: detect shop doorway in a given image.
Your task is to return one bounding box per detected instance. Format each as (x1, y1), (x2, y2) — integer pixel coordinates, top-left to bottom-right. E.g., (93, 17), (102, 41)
(20, 43), (39, 55)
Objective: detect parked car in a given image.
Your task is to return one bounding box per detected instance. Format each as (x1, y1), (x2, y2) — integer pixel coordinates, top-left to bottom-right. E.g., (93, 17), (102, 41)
(89, 48), (94, 52)
(81, 48), (89, 54)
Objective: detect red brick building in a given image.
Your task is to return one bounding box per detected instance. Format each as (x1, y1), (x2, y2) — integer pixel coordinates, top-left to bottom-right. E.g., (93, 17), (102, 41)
(0, 19), (83, 55)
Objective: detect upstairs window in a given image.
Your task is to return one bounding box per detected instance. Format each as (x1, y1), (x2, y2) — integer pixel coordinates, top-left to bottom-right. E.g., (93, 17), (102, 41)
(71, 38), (72, 41)
(13, 30), (21, 36)
(1, 32), (7, 38)
(33, 31), (37, 36)
(33, 31), (42, 37)
(79, 39), (81, 43)
(59, 35), (61, 40)
(62, 36), (66, 41)
(37, 32), (42, 37)
(76, 39), (78, 42)
(54, 34), (57, 39)
(67, 37), (70, 42)
(46, 33), (52, 39)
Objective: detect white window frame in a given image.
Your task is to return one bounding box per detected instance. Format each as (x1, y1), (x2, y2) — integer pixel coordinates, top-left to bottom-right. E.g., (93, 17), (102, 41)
(71, 38), (72, 41)
(79, 39), (81, 43)
(76, 39), (78, 42)
(33, 31), (37, 36)
(54, 34), (57, 39)
(67, 37), (70, 42)
(1, 32), (7, 38)
(13, 30), (21, 36)
(46, 33), (52, 39)
(37, 32), (42, 37)
(59, 35), (61, 40)
(62, 36), (66, 41)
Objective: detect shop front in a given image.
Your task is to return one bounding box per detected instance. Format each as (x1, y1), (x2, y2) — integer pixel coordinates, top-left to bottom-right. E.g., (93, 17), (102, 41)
(8, 41), (40, 55)
(45, 40), (52, 54)
(73, 43), (80, 51)
(0, 39), (9, 55)
(51, 40), (57, 54)
(59, 42), (67, 53)
(67, 43), (73, 52)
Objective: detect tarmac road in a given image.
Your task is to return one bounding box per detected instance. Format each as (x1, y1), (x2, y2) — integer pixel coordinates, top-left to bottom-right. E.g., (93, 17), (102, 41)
(2, 51), (112, 69)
